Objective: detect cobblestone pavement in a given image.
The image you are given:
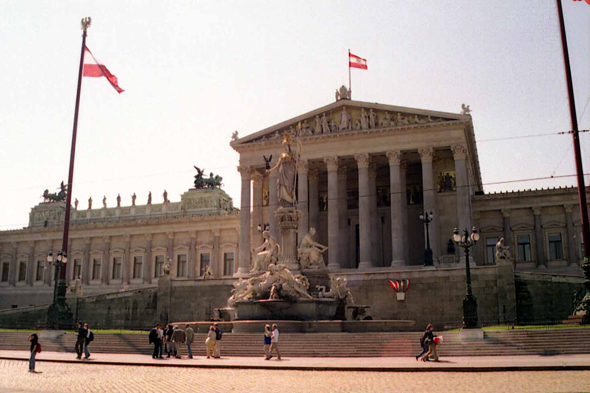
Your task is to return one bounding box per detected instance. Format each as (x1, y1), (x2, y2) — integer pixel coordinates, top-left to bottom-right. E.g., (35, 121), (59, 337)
(1, 360), (590, 393)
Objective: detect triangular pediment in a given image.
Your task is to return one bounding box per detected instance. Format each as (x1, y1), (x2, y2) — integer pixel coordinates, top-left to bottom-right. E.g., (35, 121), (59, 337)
(231, 99), (470, 147)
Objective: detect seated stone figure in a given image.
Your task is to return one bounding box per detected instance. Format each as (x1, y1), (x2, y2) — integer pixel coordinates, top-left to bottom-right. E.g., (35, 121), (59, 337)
(495, 237), (512, 261)
(276, 264), (313, 299)
(298, 227), (328, 270)
(317, 276), (354, 304)
(251, 230), (280, 273)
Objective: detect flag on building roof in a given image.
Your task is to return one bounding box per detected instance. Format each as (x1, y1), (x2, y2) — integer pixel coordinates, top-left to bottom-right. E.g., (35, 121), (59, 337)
(349, 53), (368, 70)
(83, 46), (124, 93)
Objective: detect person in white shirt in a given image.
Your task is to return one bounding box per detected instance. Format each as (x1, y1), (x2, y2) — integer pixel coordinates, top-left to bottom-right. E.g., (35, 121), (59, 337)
(270, 324), (281, 360)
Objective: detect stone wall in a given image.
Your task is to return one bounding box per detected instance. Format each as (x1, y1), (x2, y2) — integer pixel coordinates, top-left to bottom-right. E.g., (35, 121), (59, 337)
(515, 272), (584, 324)
(0, 304), (50, 329)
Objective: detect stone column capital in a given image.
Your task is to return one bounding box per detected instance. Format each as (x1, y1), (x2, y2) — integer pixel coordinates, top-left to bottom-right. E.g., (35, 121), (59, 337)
(386, 150), (403, 166)
(251, 171), (264, 185)
(84, 238), (91, 245)
(564, 204), (574, 213)
(211, 229), (221, 237)
(533, 207), (542, 216)
(337, 166), (348, 180)
(324, 157), (339, 172)
(297, 160), (309, 174)
(501, 209), (511, 218)
(418, 147), (435, 163)
(103, 236), (110, 244)
(237, 165), (251, 177)
(354, 153), (370, 168)
(308, 168), (319, 182)
(451, 144), (468, 160)
(167, 232), (175, 240)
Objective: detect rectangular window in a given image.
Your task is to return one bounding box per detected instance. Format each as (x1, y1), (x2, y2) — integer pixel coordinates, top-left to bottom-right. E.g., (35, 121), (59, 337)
(112, 257), (122, 279)
(549, 233), (563, 260)
(73, 259), (82, 280)
(35, 260), (45, 282)
(177, 254), (187, 277)
(485, 237), (499, 265)
(200, 253), (211, 277)
(517, 235), (532, 262)
(155, 255), (165, 278)
(1, 262), (9, 282)
(92, 258), (102, 280)
(133, 256), (143, 279)
(18, 262), (27, 282)
(223, 252), (234, 276)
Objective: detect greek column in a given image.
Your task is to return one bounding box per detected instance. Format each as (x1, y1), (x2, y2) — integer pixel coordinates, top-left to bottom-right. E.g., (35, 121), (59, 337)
(338, 166), (348, 268)
(308, 169), (320, 236)
(82, 238), (90, 285)
(387, 151), (405, 267)
(419, 148), (440, 263)
(400, 161), (409, 262)
(453, 145), (473, 264)
(324, 157), (340, 271)
(237, 165), (252, 277)
(297, 160), (309, 241)
(251, 171), (264, 248)
(533, 207), (546, 268)
(268, 168), (279, 241)
(356, 153), (372, 270)
(369, 163), (380, 266)
(123, 235), (131, 284)
(564, 205), (578, 266)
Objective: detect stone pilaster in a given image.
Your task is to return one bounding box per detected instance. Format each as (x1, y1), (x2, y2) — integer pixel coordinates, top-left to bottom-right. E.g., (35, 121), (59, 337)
(297, 160), (309, 241)
(82, 238), (90, 285)
(308, 169), (320, 236)
(251, 171), (264, 248)
(565, 204), (578, 266)
(187, 232), (196, 279)
(123, 235), (131, 284)
(26, 241), (35, 286)
(268, 169), (279, 241)
(337, 166), (348, 268)
(237, 165), (251, 277)
(324, 157), (340, 271)
(167, 233), (174, 263)
(533, 207), (546, 268)
(356, 153), (372, 270)
(212, 229), (221, 278)
(369, 163), (380, 267)
(144, 234), (153, 283)
(102, 237), (110, 284)
(387, 151), (405, 267)
(419, 148), (440, 263)
(9, 242), (18, 286)
(502, 209), (512, 247)
(400, 161), (409, 262)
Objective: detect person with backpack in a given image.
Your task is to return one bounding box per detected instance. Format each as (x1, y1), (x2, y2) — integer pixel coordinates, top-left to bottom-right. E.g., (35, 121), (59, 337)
(84, 323), (94, 359)
(149, 324), (161, 359)
(213, 323), (222, 358)
(417, 323), (438, 362)
(28, 333), (40, 373)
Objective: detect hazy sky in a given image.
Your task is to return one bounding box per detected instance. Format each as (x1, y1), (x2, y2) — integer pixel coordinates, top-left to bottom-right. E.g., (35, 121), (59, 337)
(1, 0), (589, 230)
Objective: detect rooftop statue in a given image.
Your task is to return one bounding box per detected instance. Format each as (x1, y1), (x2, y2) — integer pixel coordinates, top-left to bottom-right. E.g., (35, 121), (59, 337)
(194, 166), (223, 189)
(231, 130), (239, 141)
(461, 103), (471, 115)
(42, 181), (67, 203)
(335, 85), (351, 101)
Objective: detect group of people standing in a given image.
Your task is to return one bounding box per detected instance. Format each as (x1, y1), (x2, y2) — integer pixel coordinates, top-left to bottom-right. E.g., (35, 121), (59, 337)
(149, 323), (222, 359)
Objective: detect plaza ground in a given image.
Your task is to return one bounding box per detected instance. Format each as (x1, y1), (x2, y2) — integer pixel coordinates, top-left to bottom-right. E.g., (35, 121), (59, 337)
(1, 358), (590, 393)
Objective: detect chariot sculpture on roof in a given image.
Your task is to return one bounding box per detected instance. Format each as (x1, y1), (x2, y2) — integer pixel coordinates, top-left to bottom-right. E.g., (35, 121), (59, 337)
(42, 181), (67, 203)
(194, 166), (223, 189)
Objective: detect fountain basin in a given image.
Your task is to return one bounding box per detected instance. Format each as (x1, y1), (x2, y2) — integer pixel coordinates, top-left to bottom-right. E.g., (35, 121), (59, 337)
(234, 298), (340, 321)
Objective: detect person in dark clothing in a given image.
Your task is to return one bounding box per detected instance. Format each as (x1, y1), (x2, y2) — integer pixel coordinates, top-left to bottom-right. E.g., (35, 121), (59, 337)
(149, 324), (161, 359)
(165, 324), (174, 358)
(417, 323), (436, 361)
(29, 333), (39, 372)
(75, 322), (87, 360)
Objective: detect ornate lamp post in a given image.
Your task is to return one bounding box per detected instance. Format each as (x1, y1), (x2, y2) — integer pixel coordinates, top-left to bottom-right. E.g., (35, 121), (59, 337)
(419, 211), (434, 267)
(453, 227), (480, 328)
(46, 250), (68, 328)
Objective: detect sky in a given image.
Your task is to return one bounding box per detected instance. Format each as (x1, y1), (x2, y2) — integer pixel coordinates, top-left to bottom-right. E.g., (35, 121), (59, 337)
(1, 0), (589, 230)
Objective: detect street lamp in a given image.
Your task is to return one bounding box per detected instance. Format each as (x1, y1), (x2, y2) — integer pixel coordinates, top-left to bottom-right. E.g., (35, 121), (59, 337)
(453, 227), (480, 328)
(419, 211), (434, 267)
(47, 250), (68, 329)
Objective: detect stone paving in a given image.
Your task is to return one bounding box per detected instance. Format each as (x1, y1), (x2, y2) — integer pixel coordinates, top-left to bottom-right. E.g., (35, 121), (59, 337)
(1, 359), (590, 393)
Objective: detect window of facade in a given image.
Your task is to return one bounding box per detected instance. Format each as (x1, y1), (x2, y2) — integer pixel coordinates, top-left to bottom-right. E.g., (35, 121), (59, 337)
(155, 255), (165, 278)
(200, 253), (211, 277)
(112, 257), (122, 279)
(18, 262), (27, 282)
(177, 254), (187, 277)
(485, 237), (499, 265)
(223, 252), (234, 276)
(1, 262), (9, 282)
(35, 260), (45, 281)
(133, 256), (143, 279)
(92, 258), (102, 280)
(516, 234), (532, 262)
(73, 259), (82, 280)
(548, 233), (563, 260)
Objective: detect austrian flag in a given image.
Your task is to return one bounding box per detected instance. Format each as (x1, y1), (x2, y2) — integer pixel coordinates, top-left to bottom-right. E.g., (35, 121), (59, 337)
(349, 53), (367, 70)
(83, 46), (124, 93)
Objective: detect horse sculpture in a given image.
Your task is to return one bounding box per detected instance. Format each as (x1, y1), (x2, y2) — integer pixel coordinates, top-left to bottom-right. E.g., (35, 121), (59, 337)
(42, 182), (67, 203)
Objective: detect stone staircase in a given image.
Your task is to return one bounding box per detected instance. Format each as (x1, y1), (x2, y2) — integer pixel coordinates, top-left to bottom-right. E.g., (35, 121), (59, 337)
(1, 328), (589, 357)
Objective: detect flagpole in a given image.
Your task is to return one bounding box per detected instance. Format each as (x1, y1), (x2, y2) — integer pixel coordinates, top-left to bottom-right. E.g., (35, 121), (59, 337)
(348, 49), (352, 99)
(49, 17), (91, 328)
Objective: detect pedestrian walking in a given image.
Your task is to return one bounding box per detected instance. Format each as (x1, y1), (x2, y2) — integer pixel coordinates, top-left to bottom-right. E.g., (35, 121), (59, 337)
(205, 325), (217, 359)
(171, 326), (186, 359)
(213, 323), (222, 358)
(263, 324), (272, 360)
(185, 324), (194, 359)
(149, 324), (161, 359)
(28, 333), (39, 373)
(417, 323), (438, 362)
(165, 324), (174, 358)
(270, 324), (281, 360)
(75, 322), (87, 359)
(83, 323), (94, 359)
(157, 324), (164, 358)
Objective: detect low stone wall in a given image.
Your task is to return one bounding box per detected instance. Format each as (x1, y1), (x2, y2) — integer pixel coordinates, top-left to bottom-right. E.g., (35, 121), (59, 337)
(515, 272), (584, 324)
(0, 304), (50, 329)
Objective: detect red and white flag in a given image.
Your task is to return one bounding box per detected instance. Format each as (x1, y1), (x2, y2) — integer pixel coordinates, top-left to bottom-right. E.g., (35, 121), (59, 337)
(83, 46), (124, 93)
(349, 53), (367, 70)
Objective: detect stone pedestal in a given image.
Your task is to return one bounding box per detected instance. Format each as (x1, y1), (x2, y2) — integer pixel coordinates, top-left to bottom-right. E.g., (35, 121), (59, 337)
(276, 206), (300, 272)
